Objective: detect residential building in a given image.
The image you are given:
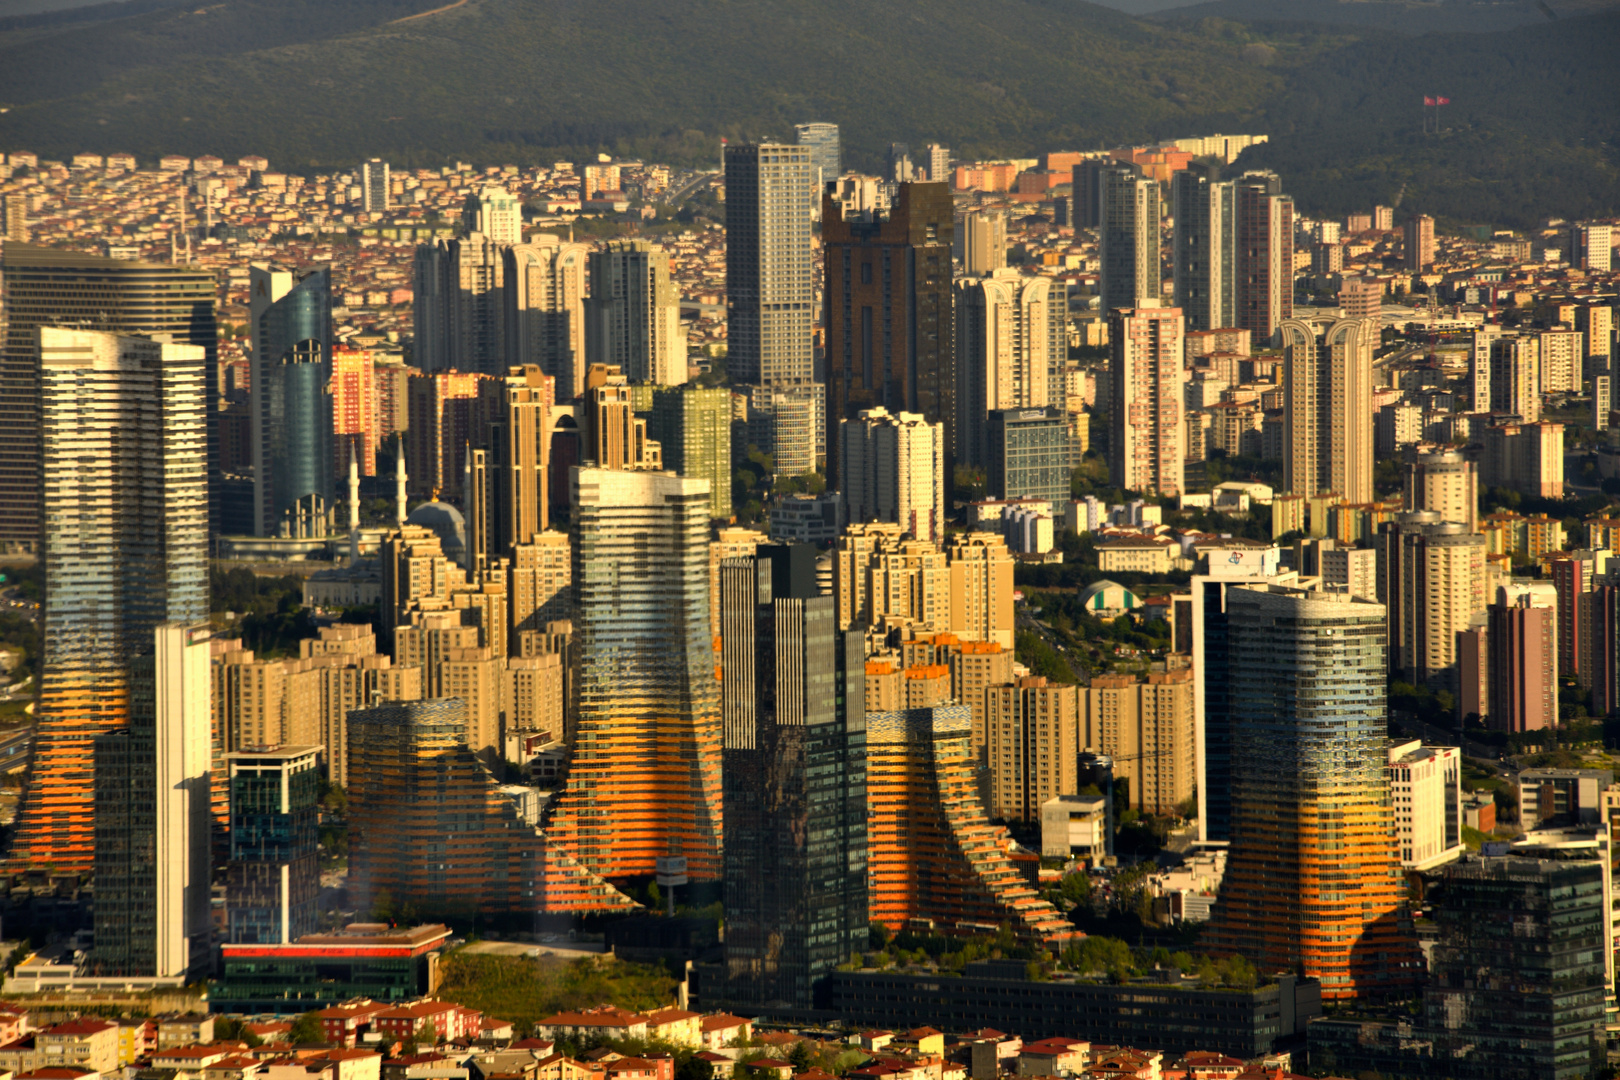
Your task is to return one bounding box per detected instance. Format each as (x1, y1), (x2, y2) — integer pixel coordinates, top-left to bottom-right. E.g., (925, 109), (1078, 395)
(1170, 166), (1234, 332)
(726, 143), (814, 388)
(945, 533), (1016, 649)
(504, 236), (589, 400)
(1282, 317), (1376, 503)
(225, 745), (321, 944)
(1487, 582), (1558, 733)
(1489, 335), (1541, 420)
(1108, 303), (1184, 496)
(648, 385), (732, 520)
(546, 470), (723, 883)
(0, 244), (219, 553)
(823, 182), (955, 486)
(585, 241), (686, 386)
(360, 160), (389, 214)
(1339, 276), (1381, 321)
(486, 365), (555, 551)
(954, 271), (1063, 468)
(90, 623), (213, 980)
(958, 210), (1007, 275)
(414, 233), (507, 377)
(462, 185), (521, 246)
(1379, 513), (1489, 693)
(1235, 172), (1293, 340)
(833, 524), (950, 636)
(1403, 214), (1435, 272)
(1568, 222), (1612, 272)
(9, 330), (208, 874)
(1385, 741), (1463, 869)
(1082, 671), (1196, 817)
(717, 546), (867, 1008)
(1403, 446), (1477, 532)
(1539, 328), (1584, 394)
(1480, 420), (1563, 498)
(1205, 585), (1414, 999)
(331, 345), (379, 479)
(37, 1020), (118, 1074)
(1099, 168), (1159, 313)
(404, 369), (486, 501)
(988, 408), (1071, 503)
(839, 407), (945, 542)
(581, 364), (660, 470)
(985, 678), (1080, 823)
(509, 533), (571, 654)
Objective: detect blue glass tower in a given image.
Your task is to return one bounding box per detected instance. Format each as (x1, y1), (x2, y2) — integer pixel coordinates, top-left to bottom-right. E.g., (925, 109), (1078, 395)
(250, 264), (332, 536)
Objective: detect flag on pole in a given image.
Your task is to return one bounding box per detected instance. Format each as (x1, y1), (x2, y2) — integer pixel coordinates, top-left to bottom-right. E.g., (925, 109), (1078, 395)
(1424, 96), (1437, 106)
(1437, 96), (1451, 105)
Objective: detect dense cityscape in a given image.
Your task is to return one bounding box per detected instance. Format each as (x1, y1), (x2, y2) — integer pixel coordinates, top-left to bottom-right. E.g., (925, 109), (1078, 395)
(0, 85), (1617, 1080)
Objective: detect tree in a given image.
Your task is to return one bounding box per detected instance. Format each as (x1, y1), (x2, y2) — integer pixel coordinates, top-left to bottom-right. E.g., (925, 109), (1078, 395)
(288, 1011), (323, 1044)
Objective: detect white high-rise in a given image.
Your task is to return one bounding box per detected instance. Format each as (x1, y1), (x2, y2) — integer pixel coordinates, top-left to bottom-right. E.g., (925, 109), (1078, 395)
(585, 240), (687, 386)
(463, 185), (522, 246)
(360, 159), (389, 214)
(725, 143), (814, 387)
(505, 235), (588, 399)
(1283, 317), (1377, 503)
(954, 270), (1064, 467)
(1109, 302), (1184, 496)
(839, 406), (945, 542)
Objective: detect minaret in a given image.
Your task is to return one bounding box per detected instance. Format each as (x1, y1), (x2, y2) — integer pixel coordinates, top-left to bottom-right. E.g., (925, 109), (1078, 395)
(348, 446), (361, 564)
(395, 438), (408, 527)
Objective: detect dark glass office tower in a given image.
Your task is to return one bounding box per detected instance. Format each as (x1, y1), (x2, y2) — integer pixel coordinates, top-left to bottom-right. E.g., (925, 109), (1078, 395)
(225, 746), (321, 944)
(719, 545), (867, 1009)
(0, 244), (218, 551)
(250, 264), (333, 536)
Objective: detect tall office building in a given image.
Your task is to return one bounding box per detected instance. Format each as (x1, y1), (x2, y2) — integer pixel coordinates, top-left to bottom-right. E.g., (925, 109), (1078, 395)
(360, 159), (390, 214)
(958, 210), (1007, 275)
(413, 235), (506, 376)
(1109, 303), (1184, 496)
(1236, 172), (1294, 340)
(90, 622), (213, 979)
(1487, 583), (1559, 733)
(1205, 585), (1414, 999)
(224, 745), (320, 945)
(9, 329), (208, 873)
(545, 469), (723, 883)
(1282, 317), (1376, 503)
(985, 677), (1079, 824)
(462, 185), (521, 246)
(1404, 213), (1436, 272)
(1489, 336), (1541, 421)
(718, 546), (867, 1008)
(0, 245), (218, 551)
(987, 407), (1071, 503)
(838, 407), (945, 543)
(505, 235), (589, 399)
(251, 264), (334, 537)
(649, 385), (732, 520)
(794, 122), (841, 220)
(584, 240), (686, 386)
(823, 182), (955, 487)
(726, 143), (814, 388)
(1379, 514), (1488, 693)
(1170, 167), (1235, 332)
(1100, 167), (1160, 313)
(954, 270), (1063, 468)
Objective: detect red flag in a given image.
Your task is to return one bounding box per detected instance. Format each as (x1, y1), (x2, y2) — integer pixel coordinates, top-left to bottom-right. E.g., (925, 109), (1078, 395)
(1424, 96), (1436, 106)
(1437, 96), (1451, 105)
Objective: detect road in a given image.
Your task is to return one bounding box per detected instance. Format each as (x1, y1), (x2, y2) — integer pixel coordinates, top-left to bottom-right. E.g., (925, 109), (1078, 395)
(662, 170), (717, 208)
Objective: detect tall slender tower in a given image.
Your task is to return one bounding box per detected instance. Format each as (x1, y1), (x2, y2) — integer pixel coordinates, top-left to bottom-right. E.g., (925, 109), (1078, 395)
(462, 185), (522, 246)
(1235, 172), (1294, 341)
(1205, 584), (1416, 1000)
(953, 270), (1063, 468)
(9, 328), (209, 873)
(725, 143), (815, 388)
(794, 122), (841, 221)
(584, 240), (687, 386)
(1282, 317), (1377, 502)
(823, 182), (955, 487)
(1109, 302), (1185, 496)
(1171, 166), (1236, 332)
(360, 159), (390, 214)
(1099, 167), (1160, 314)
(412, 236), (505, 376)
(544, 468), (723, 883)
(719, 545), (867, 1008)
(504, 236), (589, 399)
(250, 263), (333, 537)
(0, 244), (218, 550)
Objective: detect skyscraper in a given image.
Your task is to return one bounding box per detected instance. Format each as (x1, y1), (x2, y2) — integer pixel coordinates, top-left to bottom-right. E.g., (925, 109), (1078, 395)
(823, 182), (954, 486)
(987, 408), (1072, 503)
(1099, 167), (1160, 313)
(1109, 303), (1185, 496)
(1282, 317), (1376, 502)
(725, 143), (814, 388)
(985, 677), (1079, 824)
(0, 244), (218, 551)
(649, 385), (733, 520)
(330, 344), (378, 479)
(544, 469), (723, 883)
(958, 209), (1007, 275)
(9, 329), (208, 873)
(1404, 213), (1436, 272)
(718, 545), (867, 1008)
(413, 235), (506, 376)
(585, 240), (687, 386)
(1403, 446), (1478, 532)
(838, 407), (945, 543)
(250, 263), (333, 537)
(90, 622), (213, 979)
(954, 270), (1063, 467)
(462, 185), (522, 246)
(1235, 172), (1294, 340)
(924, 143), (951, 184)
(360, 159), (390, 214)
(486, 365), (555, 554)
(1489, 336), (1541, 421)
(1170, 166), (1235, 332)
(504, 235), (589, 400)
(1205, 585), (1415, 999)
(1378, 514), (1488, 693)
(224, 745), (320, 945)
(794, 122), (841, 220)
(1487, 583), (1558, 733)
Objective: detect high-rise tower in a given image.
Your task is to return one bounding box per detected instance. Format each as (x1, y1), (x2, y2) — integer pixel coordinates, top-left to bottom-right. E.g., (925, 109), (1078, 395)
(1282, 317), (1377, 503)
(1170, 167), (1236, 332)
(725, 143), (815, 388)
(953, 270), (1063, 468)
(544, 469), (723, 883)
(1205, 585), (1415, 999)
(718, 545), (867, 1008)
(794, 123), (841, 220)
(504, 235), (589, 399)
(823, 182), (954, 487)
(584, 240), (687, 386)
(413, 235), (506, 376)
(0, 244), (218, 551)
(462, 185), (522, 246)
(360, 159), (390, 214)
(1235, 171), (1293, 341)
(250, 264), (333, 537)
(9, 329), (209, 873)
(1109, 302), (1185, 496)
(1099, 167), (1160, 314)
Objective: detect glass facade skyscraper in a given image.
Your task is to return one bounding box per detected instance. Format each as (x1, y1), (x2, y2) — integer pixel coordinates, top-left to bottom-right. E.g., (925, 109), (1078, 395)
(250, 264), (333, 536)
(718, 545), (867, 1008)
(794, 122), (841, 220)
(0, 244), (218, 551)
(544, 468), (723, 885)
(9, 329), (209, 874)
(1205, 584), (1417, 999)
(225, 746), (321, 945)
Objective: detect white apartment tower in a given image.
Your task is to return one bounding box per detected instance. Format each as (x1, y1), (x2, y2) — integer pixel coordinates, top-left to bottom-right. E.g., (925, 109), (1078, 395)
(725, 143), (814, 387)
(839, 407), (945, 543)
(463, 185), (523, 246)
(1100, 168), (1160, 314)
(1282, 317), (1376, 503)
(504, 235), (589, 399)
(1109, 302), (1185, 496)
(360, 159), (389, 214)
(585, 240), (687, 386)
(954, 270), (1064, 467)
